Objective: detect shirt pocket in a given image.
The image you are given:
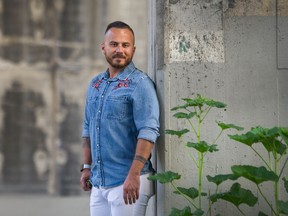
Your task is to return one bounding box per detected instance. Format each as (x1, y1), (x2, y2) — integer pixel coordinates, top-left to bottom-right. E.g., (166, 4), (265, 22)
(105, 95), (131, 120)
(87, 96), (99, 119)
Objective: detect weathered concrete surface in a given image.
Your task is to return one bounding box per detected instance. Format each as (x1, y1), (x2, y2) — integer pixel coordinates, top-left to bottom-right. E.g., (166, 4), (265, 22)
(153, 0), (288, 215)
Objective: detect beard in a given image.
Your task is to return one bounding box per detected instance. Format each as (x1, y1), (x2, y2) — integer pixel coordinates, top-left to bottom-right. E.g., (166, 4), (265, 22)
(105, 53), (132, 69)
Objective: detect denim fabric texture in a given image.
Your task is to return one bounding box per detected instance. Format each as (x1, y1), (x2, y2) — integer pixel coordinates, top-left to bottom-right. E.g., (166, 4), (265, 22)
(82, 62), (160, 188)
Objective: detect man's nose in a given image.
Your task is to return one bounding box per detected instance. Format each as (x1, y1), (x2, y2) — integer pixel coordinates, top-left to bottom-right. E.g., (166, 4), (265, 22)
(116, 45), (124, 52)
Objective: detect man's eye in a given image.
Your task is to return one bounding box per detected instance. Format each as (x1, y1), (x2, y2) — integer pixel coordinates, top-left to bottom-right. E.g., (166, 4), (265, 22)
(110, 43), (117, 47)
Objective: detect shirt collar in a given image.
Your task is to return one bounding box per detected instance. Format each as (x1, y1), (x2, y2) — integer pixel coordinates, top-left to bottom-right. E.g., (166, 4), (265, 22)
(103, 62), (136, 81)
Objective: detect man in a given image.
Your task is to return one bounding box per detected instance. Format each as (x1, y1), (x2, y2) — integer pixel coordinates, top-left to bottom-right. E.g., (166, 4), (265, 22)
(80, 21), (160, 216)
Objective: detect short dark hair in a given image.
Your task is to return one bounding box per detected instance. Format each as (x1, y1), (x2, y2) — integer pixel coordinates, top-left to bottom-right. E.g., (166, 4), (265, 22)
(105, 21), (134, 37)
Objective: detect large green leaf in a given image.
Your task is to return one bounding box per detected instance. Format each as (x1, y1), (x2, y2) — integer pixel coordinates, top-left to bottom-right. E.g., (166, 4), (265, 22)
(279, 127), (288, 145)
(173, 112), (196, 119)
(148, 171), (181, 184)
(204, 99), (226, 108)
(216, 122), (244, 131)
(207, 174), (239, 186)
(249, 127), (286, 154)
(209, 183), (258, 207)
(258, 212), (268, 216)
(165, 129), (190, 138)
(262, 139), (287, 155)
(283, 177), (288, 193)
(228, 131), (259, 146)
(169, 207), (192, 216)
(192, 209), (204, 216)
(256, 127), (286, 154)
(182, 95), (226, 109)
(251, 126), (275, 138)
(174, 187), (207, 199)
(278, 200), (288, 215)
(275, 140), (286, 155)
(171, 104), (189, 111)
(231, 165), (278, 184)
(186, 141), (218, 153)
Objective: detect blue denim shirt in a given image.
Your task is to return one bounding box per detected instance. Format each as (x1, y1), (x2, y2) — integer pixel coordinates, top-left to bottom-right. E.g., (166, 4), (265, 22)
(82, 62), (160, 188)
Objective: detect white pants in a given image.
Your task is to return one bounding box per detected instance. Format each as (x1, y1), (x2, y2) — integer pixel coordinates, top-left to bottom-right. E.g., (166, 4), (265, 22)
(90, 173), (155, 216)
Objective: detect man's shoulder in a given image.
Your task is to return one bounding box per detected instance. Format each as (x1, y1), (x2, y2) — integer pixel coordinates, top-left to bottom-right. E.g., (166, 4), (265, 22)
(131, 68), (147, 78)
(129, 66), (154, 82)
(125, 62), (149, 80)
(90, 71), (107, 82)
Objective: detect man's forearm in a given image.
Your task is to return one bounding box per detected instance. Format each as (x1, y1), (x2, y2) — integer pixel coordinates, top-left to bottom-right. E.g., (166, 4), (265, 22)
(123, 138), (154, 204)
(82, 137), (92, 165)
(80, 137), (92, 191)
(129, 138), (154, 175)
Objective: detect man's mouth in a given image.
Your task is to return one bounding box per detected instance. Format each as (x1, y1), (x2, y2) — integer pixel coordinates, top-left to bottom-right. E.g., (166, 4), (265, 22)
(113, 54), (125, 59)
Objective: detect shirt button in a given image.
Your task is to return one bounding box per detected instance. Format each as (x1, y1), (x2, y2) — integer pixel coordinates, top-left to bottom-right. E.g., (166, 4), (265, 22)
(98, 160), (100, 163)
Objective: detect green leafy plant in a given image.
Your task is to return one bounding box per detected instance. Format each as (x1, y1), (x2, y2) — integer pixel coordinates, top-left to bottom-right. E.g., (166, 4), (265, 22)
(209, 126), (288, 216)
(148, 94), (244, 215)
(148, 94), (288, 216)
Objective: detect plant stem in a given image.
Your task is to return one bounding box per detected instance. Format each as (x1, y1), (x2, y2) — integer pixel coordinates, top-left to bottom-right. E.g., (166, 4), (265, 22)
(198, 152), (204, 209)
(171, 182), (198, 209)
(212, 129), (223, 144)
(251, 146), (271, 170)
(279, 156), (288, 178)
(188, 151), (198, 168)
(256, 185), (277, 215)
(274, 152), (279, 216)
(201, 106), (212, 123)
(206, 188), (215, 216)
(187, 118), (198, 136)
(197, 108), (202, 209)
(236, 206), (246, 216)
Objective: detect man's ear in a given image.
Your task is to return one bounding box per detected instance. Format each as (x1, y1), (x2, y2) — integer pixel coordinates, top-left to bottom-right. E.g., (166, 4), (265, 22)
(133, 46), (136, 54)
(101, 43), (105, 53)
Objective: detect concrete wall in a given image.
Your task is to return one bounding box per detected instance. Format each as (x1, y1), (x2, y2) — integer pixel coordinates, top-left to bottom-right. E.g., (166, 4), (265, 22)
(153, 0), (288, 215)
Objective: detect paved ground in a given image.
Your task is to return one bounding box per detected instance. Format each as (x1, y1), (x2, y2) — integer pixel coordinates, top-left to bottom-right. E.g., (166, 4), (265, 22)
(0, 195), (155, 216)
(0, 195), (90, 216)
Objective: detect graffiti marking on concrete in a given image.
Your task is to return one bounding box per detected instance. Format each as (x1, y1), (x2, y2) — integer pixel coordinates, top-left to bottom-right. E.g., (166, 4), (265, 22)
(169, 31), (225, 63)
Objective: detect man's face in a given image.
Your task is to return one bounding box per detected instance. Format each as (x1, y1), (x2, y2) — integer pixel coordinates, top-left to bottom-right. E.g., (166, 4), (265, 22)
(102, 28), (136, 71)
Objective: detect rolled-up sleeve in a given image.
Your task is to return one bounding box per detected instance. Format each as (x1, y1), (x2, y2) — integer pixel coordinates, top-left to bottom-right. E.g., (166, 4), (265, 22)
(82, 86), (91, 138)
(132, 76), (160, 143)
(82, 102), (90, 138)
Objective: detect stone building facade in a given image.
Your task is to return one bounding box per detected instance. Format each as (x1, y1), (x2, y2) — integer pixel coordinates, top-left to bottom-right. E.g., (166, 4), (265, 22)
(0, 0), (148, 196)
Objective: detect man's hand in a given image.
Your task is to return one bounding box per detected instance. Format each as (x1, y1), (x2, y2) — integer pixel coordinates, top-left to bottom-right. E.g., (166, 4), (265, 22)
(122, 139), (154, 205)
(123, 172), (140, 205)
(80, 169), (91, 191)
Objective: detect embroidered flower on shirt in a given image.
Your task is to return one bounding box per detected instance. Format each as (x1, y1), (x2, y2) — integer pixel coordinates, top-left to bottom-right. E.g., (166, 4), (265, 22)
(113, 78), (131, 90)
(92, 78), (104, 91)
